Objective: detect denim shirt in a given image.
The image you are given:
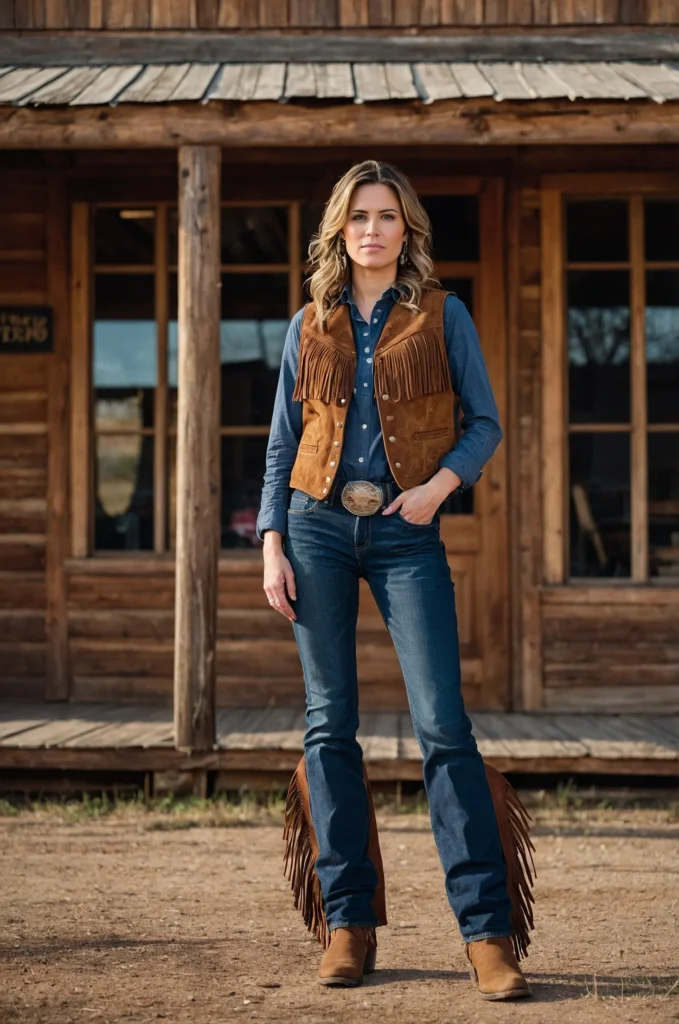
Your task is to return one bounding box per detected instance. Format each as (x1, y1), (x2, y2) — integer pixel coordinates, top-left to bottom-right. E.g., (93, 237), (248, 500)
(256, 285), (503, 540)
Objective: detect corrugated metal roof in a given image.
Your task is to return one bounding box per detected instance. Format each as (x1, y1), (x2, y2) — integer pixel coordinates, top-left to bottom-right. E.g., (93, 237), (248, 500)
(1, 61), (679, 107)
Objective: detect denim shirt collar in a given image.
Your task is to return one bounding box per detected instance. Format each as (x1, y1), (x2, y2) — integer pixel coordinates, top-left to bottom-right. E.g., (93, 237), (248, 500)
(339, 282), (402, 315)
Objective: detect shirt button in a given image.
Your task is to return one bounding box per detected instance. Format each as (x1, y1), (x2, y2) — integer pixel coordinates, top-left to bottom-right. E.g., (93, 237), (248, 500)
(382, 393), (389, 400)
(373, 318), (378, 323)
(363, 331), (368, 337)
(366, 358), (372, 364)
(322, 487), (328, 494)
(334, 441), (340, 447)
(340, 398), (346, 404)
(389, 435), (396, 442)
(330, 460), (336, 467)
(336, 421), (342, 427)
(361, 423), (367, 429)
(363, 382), (368, 387)
(353, 387), (357, 393)
(364, 347), (370, 353)
(358, 457), (364, 463)
(326, 476), (331, 483)
(395, 462), (401, 468)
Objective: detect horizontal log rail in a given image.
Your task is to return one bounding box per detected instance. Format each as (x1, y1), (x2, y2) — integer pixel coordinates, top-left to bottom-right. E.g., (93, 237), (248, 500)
(1, 100), (679, 148)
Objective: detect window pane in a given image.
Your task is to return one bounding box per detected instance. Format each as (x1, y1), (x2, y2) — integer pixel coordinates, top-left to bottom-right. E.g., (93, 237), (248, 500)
(567, 271), (630, 424)
(439, 277), (473, 315)
(94, 274), (155, 429)
(645, 199), (679, 261)
(168, 273), (289, 426)
(566, 200), (628, 263)
(649, 434), (679, 579)
(646, 271), (679, 424)
(301, 201), (324, 263)
(168, 435), (266, 550)
(168, 206), (289, 265)
(222, 206), (288, 264)
(569, 434), (630, 578)
(420, 196), (479, 261)
(94, 207), (155, 266)
(95, 434), (154, 551)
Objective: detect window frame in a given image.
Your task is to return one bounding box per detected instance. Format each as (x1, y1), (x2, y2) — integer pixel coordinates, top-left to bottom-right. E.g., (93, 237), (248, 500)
(540, 172), (679, 586)
(71, 183), (495, 559)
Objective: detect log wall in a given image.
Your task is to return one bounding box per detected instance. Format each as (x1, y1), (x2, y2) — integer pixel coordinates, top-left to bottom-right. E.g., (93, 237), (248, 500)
(0, 150), (678, 712)
(0, 168), (49, 701)
(2, 0), (678, 30)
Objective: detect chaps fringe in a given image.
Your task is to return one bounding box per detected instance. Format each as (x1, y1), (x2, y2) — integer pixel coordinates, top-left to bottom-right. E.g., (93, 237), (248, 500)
(373, 330), (451, 402)
(485, 763), (537, 961)
(283, 759), (536, 961)
(282, 766), (330, 949)
(291, 334), (355, 405)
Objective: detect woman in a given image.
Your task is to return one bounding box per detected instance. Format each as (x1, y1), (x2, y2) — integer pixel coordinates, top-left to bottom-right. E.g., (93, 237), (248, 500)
(256, 160), (532, 1000)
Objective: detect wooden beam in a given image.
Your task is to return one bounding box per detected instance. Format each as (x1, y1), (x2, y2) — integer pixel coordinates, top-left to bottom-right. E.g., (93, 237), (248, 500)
(173, 145), (221, 752)
(541, 188), (566, 584)
(2, 30), (679, 64)
(69, 202), (91, 559)
(629, 194), (648, 581)
(2, 100), (679, 149)
(45, 164), (71, 701)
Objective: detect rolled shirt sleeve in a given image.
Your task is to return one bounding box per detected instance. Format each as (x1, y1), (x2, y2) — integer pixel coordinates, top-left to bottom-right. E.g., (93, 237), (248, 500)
(438, 294), (503, 488)
(255, 308), (305, 541)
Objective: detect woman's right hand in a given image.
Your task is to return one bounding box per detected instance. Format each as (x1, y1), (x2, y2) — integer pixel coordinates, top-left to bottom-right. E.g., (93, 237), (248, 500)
(262, 533), (297, 621)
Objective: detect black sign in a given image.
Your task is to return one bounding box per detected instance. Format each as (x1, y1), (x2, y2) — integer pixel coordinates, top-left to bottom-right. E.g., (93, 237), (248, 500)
(0, 308), (53, 354)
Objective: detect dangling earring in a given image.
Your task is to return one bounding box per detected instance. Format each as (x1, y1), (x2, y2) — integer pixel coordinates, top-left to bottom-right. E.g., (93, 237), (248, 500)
(339, 237), (347, 271)
(399, 240), (408, 266)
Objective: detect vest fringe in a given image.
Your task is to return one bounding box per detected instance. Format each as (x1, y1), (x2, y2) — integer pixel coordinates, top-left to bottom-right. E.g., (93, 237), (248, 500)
(373, 330), (451, 402)
(291, 333), (355, 405)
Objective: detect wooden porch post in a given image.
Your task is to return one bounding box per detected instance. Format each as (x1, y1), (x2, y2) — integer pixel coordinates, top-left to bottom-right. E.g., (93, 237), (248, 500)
(174, 145), (221, 751)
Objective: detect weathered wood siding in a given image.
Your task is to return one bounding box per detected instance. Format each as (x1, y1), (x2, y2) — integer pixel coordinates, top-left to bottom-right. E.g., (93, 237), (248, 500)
(0, 169), (49, 701)
(3, 0), (678, 29)
(65, 559), (481, 709)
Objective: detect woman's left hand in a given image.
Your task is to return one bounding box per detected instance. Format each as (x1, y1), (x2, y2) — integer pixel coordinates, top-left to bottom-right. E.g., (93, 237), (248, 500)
(382, 470), (460, 525)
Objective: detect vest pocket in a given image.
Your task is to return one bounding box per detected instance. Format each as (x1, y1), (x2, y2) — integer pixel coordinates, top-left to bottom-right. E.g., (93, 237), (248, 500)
(413, 427), (451, 441)
(298, 441), (318, 455)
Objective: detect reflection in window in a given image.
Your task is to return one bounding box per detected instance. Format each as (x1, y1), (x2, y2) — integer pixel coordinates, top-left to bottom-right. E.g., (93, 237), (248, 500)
(645, 200), (679, 261)
(168, 273), (288, 427)
(168, 436), (268, 550)
(567, 271), (630, 424)
(420, 195), (479, 261)
(569, 434), (630, 577)
(95, 434), (154, 551)
(566, 200), (628, 262)
(649, 434), (679, 579)
(646, 271), (679, 424)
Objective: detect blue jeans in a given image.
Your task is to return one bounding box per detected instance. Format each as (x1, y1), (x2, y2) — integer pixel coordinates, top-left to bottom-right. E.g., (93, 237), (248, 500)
(283, 488), (512, 943)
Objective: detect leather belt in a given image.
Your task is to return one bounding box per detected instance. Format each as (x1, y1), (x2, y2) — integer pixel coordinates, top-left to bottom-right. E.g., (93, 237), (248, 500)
(323, 479), (400, 516)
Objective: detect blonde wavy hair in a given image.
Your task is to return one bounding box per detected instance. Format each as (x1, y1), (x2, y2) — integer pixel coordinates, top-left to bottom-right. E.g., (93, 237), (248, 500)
(306, 160), (439, 328)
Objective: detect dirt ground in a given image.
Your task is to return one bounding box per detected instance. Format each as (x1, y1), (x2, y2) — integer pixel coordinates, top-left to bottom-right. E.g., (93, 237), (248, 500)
(1, 795), (678, 1024)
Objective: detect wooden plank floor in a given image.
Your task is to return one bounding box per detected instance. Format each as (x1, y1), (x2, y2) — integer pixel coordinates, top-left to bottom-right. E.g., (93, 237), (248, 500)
(0, 703), (677, 777)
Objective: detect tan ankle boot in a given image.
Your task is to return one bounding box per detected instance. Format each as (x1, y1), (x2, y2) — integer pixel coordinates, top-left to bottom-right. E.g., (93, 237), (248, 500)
(465, 936), (532, 1000)
(318, 926), (377, 987)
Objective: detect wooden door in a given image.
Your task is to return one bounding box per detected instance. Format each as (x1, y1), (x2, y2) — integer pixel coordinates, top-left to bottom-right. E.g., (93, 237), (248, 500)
(357, 178), (509, 711)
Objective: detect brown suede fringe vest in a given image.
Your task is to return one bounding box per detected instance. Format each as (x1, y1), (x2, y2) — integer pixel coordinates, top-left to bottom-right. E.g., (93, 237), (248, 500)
(289, 288), (456, 499)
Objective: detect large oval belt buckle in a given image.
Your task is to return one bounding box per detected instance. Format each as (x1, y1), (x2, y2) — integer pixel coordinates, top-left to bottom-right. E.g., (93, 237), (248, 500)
(341, 480), (384, 517)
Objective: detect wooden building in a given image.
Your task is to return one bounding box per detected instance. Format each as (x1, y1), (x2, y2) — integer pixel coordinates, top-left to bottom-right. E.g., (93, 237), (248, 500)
(1, 3), (679, 780)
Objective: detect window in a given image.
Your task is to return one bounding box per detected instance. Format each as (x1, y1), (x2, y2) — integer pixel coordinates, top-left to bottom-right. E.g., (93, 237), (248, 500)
(85, 191), (487, 555)
(543, 183), (679, 583)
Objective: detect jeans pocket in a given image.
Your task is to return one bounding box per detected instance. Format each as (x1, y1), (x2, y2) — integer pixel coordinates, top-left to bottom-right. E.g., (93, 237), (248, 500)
(288, 489), (320, 515)
(396, 509), (437, 528)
